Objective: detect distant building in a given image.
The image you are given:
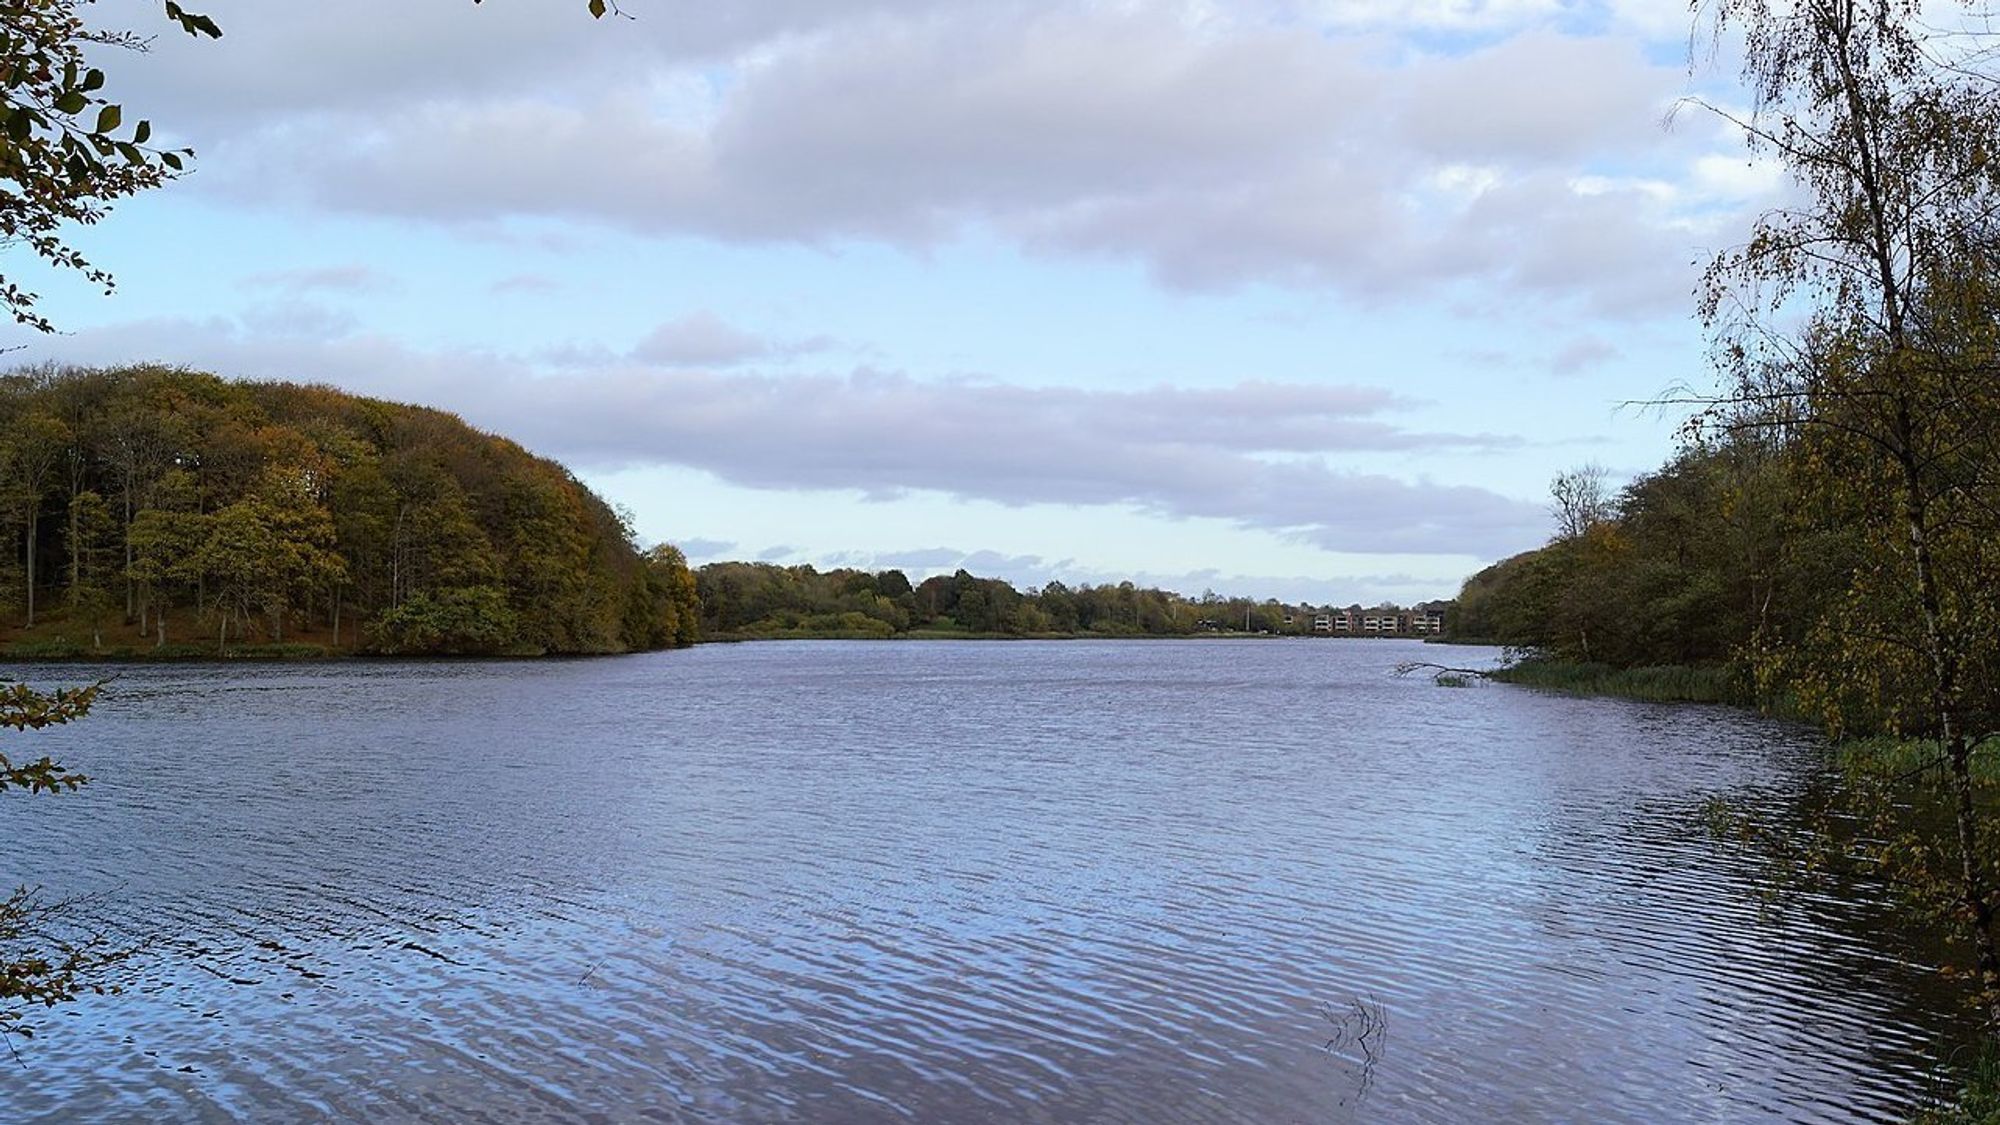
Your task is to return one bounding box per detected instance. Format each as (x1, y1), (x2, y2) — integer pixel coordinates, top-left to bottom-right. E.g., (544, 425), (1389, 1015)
(1292, 600), (1454, 638)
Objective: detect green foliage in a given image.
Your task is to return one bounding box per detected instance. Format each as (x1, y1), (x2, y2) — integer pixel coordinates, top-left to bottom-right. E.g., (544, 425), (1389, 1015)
(693, 560), (1395, 640)
(1916, 1049), (2000, 1124)
(1447, 436), (1843, 710)
(0, 1), (199, 331)
(1488, 660), (1751, 705)
(0, 366), (694, 656)
(369, 586), (518, 655)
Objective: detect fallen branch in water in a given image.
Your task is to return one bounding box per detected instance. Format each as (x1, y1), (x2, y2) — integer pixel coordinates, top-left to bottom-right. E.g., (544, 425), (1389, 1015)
(1392, 661), (1495, 685)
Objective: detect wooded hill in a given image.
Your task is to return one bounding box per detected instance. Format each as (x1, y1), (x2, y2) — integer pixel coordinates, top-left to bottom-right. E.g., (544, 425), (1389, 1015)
(0, 365), (698, 656)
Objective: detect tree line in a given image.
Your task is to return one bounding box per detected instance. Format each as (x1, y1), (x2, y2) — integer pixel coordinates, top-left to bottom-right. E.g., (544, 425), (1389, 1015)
(0, 365), (698, 656)
(695, 560), (1424, 640)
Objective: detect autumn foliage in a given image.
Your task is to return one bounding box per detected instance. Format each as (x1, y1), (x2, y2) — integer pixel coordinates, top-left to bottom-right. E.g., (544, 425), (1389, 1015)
(0, 365), (698, 655)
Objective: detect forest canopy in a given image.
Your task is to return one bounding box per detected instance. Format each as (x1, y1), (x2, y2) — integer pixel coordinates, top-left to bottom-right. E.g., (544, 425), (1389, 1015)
(0, 364), (698, 656)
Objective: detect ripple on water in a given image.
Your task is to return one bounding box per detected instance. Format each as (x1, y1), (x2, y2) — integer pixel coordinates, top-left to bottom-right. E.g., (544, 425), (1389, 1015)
(0, 640), (1972, 1123)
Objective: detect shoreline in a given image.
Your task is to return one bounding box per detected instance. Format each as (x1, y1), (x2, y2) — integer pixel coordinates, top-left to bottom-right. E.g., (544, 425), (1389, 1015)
(0, 631), (1480, 664)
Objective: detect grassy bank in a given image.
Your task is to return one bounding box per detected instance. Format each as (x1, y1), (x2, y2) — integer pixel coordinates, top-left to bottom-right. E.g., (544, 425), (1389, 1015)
(1915, 1050), (2000, 1124)
(1836, 735), (2000, 785)
(0, 639), (336, 662)
(1487, 659), (1753, 704)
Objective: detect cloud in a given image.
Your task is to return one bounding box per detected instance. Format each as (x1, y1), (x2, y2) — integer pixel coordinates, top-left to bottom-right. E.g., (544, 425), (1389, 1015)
(235, 301), (359, 341)
(238, 264), (390, 295)
(631, 311), (830, 368)
(157, 3), (1712, 317)
(675, 537), (738, 560)
(1548, 335), (1621, 376)
(25, 316), (1548, 558)
(1400, 32), (1669, 163)
(872, 546), (969, 568)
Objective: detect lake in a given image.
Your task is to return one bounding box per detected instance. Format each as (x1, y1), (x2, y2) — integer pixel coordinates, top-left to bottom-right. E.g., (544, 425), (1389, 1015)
(0, 639), (1971, 1122)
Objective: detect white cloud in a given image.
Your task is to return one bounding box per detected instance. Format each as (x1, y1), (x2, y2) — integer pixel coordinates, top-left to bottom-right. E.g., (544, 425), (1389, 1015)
(141, 3), (1721, 318)
(24, 316), (1548, 558)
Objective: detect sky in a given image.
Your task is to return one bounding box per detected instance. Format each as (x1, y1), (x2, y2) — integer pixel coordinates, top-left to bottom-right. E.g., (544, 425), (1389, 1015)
(2, 0), (1776, 605)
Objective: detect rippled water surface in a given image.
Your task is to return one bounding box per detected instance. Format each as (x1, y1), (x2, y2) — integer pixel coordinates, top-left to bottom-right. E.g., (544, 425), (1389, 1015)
(0, 640), (1973, 1122)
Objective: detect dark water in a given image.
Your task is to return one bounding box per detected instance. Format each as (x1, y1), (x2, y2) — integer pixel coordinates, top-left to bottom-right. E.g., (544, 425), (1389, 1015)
(0, 640), (1972, 1122)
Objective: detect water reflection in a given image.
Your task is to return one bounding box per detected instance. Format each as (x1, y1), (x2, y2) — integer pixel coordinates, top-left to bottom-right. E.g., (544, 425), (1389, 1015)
(0, 640), (1972, 1122)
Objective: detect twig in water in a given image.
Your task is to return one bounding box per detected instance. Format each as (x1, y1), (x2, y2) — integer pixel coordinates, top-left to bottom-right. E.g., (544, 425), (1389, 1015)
(1321, 995), (1388, 1104)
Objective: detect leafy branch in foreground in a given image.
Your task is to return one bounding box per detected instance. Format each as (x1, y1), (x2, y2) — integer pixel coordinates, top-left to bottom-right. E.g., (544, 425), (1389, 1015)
(1, 0), (615, 334)
(0, 679), (125, 1042)
(0, 887), (130, 1043)
(0, 680), (98, 794)
(0, 0), (202, 332)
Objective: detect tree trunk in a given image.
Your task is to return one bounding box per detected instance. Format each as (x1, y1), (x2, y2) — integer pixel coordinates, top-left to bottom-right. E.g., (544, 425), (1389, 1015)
(1897, 436), (2000, 1005)
(25, 512), (36, 627)
(122, 488), (133, 621)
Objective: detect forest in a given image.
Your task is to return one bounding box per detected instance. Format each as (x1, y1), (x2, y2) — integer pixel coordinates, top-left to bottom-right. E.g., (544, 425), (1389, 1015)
(694, 560), (1424, 640)
(1449, 411), (2000, 744)
(0, 365), (699, 656)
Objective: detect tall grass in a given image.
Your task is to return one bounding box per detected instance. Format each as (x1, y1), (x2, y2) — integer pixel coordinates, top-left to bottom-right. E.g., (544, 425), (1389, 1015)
(1488, 659), (1751, 704)
(1914, 1046), (2000, 1124)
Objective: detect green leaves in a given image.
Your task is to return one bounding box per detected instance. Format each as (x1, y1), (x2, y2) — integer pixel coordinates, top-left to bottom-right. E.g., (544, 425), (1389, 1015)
(0, 2), (202, 332)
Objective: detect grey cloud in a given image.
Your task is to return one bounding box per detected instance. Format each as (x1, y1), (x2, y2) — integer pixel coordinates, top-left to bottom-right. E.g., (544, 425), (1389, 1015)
(958, 550), (1059, 574)
(24, 318), (1548, 558)
(1400, 32), (1673, 162)
(634, 313), (771, 367)
(676, 537), (738, 560)
(179, 5), (1707, 317)
(631, 312), (831, 368)
(873, 547), (968, 568)
(757, 545), (801, 561)
(236, 302), (359, 341)
(1405, 172), (1699, 317)
(94, 0), (956, 129)
(1549, 336), (1621, 375)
